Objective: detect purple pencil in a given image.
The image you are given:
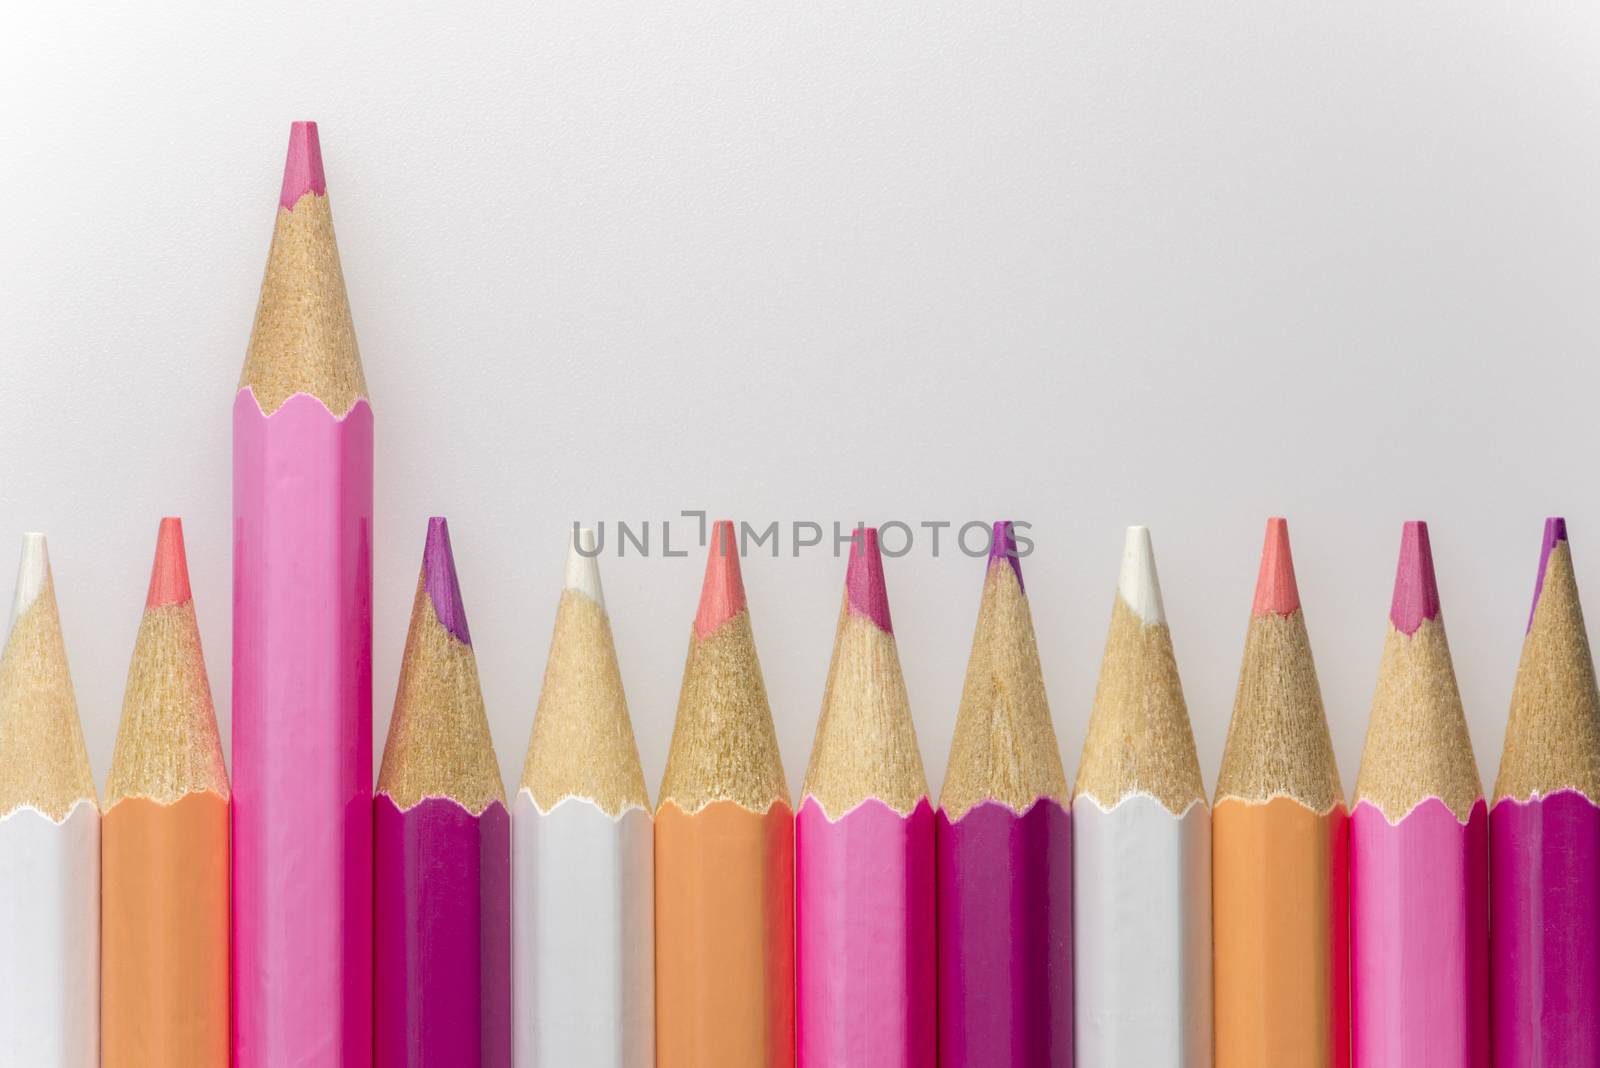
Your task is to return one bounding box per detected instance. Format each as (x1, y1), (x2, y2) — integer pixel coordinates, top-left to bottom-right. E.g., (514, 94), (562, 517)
(1490, 517), (1600, 1067)
(374, 518), (510, 1067)
(936, 521), (1073, 1067)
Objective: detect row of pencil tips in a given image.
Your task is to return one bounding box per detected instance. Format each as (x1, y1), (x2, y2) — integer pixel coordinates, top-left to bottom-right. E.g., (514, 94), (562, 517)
(0, 510), (1592, 1062)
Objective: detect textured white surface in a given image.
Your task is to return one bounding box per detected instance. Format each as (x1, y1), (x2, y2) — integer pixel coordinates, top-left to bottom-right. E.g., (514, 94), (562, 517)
(1118, 526), (1166, 626)
(512, 792), (653, 1067)
(0, 803), (99, 1067)
(1072, 795), (1211, 1067)
(3, 4), (1600, 796)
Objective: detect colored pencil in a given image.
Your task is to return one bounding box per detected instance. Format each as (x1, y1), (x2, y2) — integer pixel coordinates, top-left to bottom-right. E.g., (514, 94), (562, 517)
(102, 518), (231, 1066)
(656, 519), (794, 1068)
(937, 520), (1072, 1067)
(0, 533), (98, 1066)
(374, 518), (510, 1067)
(1213, 517), (1349, 1068)
(232, 120), (374, 1065)
(1073, 525), (1211, 1067)
(796, 528), (935, 1067)
(515, 528), (654, 1067)
(1491, 517), (1600, 1065)
(1349, 521), (1487, 1067)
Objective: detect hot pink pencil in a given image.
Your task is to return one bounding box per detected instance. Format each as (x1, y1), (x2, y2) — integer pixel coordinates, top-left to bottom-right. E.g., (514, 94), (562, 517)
(1350, 522), (1487, 1067)
(232, 121), (374, 1066)
(795, 529), (935, 1067)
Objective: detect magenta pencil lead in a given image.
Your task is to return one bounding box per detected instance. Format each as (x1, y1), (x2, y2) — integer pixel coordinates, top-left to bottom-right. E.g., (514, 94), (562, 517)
(1389, 520), (1441, 635)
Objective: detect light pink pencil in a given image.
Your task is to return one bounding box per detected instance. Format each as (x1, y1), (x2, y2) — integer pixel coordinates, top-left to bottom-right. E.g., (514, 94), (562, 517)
(795, 529), (935, 1066)
(1350, 522), (1488, 1067)
(232, 121), (374, 1066)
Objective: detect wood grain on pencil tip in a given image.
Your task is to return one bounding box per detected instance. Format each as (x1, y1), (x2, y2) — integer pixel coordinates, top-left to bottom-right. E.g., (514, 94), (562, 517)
(1494, 517), (1600, 804)
(1356, 520), (1480, 822)
(377, 518), (504, 816)
(1075, 525), (1205, 815)
(106, 520), (228, 808)
(802, 526), (926, 818)
(0, 535), (96, 822)
(939, 520), (1067, 821)
(520, 528), (649, 817)
(1217, 517), (1341, 812)
(661, 519), (788, 815)
(240, 120), (367, 417)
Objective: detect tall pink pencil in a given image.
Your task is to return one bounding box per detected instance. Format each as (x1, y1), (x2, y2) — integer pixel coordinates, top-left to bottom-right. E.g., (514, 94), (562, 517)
(232, 121), (374, 1066)
(1349, 522), (1488, 1067)
(795, 528), (935, 1067)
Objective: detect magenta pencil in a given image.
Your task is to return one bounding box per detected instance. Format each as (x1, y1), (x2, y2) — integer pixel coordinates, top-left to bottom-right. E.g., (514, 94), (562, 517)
(232, 120), (373, 1066)
(1350, 522), (1488, 1067)
(936, 521), (1072, 1067)
(374, 518), (510, 1067)
(795, 529), (935, 1067)
(1491, 517), (1600, 1066)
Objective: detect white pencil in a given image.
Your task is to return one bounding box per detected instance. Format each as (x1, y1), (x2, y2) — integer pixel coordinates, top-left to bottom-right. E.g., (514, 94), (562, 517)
(514, 528), (654, 1067)
(0, 534), (99, 1066)
(1073, 526), (1212, 1067)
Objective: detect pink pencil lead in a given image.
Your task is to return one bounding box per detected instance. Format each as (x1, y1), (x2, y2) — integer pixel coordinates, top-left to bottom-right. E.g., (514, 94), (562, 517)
(279, 121), (327, 211)
(1389, 521), (1441, 635)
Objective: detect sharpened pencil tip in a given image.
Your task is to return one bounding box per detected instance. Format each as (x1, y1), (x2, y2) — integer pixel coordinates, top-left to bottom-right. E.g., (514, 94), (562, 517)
(564, 528), (606, 609)
(1118, 525), (1166, 625)
(1251, 517), (1301, 617)
(279, 121), (327, 211)
(1529, 516), (1571, 633)
(693, 519), (747, 638)
(145, 517), (193, 609)
(1389, 521), (1440, 635)
(844, 527), (893, 633)
(9, 533), (50, 630)
(989, 520), (1025, 593)
(423, 517), (471, 646)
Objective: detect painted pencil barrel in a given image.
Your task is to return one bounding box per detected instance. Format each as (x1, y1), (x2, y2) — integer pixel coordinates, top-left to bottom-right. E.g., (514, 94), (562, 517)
(374, 795), (510, 1067)
(795, 796), (935, 1068)
(936, 799), (1072, 1068)
(101, 793), (230, 1066)
(1349, 798), (1487, 1067)
(1213, 797), (1349, 1068)
(513, 793), (654, 1068)
(232, 392), (373, 1065)
(655, 799), (795, 1068)
(1491, 790), (1600, 1066)
(0, 803), (98, 1066)
(1072, 795), (1211, 1067)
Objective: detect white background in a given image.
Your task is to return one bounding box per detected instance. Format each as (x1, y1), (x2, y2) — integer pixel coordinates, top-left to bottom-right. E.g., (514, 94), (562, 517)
(3, 3), (1598, 800)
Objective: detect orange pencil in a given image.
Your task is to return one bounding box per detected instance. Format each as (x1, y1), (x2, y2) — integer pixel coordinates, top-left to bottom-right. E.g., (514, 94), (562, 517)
(1213, 518), (1349, 1068)
(101, 518), (230, 1066)
(655, 520), (794, 1068)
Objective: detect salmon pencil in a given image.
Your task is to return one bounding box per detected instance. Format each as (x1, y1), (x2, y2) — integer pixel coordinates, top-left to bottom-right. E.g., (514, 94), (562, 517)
(937, 520), (1072, 1068)
(1073, 526), (1211, 1066)
(0, 534), (98, 1066)
(374, 518), (510, 1067)
(102, 519), (231, 1066)
(232, 120), (374, 1065)
(515, 528), (654, 1067)
(1491, 517), (1600, 1066)
(1350, 521), (1486, 1067)
(656, 519), (794, 1068)
(1213, 517), (1349, 1068)
(796, 528), (935, 1067)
